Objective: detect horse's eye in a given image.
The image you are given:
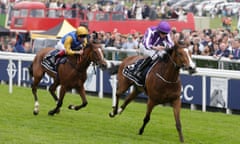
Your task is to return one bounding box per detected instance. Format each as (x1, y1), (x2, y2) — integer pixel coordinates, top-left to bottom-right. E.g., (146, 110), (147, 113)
(178, 40), (185, 45)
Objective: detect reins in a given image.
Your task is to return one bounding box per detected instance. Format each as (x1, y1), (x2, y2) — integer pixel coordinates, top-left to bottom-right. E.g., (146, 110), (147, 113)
(66, 47), (98, 74)
(168, 52), (182, 70)
(155, 49), (181, 84)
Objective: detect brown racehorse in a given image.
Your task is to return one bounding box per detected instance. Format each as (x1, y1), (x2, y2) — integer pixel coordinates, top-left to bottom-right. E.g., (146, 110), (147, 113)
(28, 41), (108, 116)
(108, 40), (196, 143)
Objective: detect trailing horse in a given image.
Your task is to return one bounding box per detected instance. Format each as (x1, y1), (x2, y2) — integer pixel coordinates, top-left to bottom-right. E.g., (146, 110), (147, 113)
(107, 40), (196, 143)
(29, 41), (108, 116)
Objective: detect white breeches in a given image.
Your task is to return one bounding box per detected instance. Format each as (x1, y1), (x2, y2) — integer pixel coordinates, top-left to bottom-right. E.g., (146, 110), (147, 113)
(139, 43), (166, 60)
(55, 41), (66, 51)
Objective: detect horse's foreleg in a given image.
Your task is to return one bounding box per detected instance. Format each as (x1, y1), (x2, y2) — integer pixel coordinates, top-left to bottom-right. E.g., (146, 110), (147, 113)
(109, 80), (133, 118)
(109, 92), (120, 118)
(68, 85), (88, 111)
(48, 86), (66, 116)
(139, 100), (155, 135)
(172, 98), (184, 143)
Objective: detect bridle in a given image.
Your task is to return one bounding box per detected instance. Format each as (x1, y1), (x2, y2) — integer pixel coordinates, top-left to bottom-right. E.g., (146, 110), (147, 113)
(65, 45), (103, 74)
(155, 47), (187, 84)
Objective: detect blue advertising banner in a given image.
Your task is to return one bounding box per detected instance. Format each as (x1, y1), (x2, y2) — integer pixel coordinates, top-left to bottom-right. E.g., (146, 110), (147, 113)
(180, 75), (202, 105)
(228, 79), (240, 110)
(0, 60), (19, 83)
(0, 58), (240, 111)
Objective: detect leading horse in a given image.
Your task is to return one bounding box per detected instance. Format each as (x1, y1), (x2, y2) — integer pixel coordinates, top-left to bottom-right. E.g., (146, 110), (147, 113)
(108, 39), (196, 143)
(29, 40), (108, 116)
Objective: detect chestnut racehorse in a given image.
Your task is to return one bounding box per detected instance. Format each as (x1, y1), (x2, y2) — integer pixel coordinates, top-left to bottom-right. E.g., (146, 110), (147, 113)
(108, 40), (196, 143)
(29, 41), (108, 116)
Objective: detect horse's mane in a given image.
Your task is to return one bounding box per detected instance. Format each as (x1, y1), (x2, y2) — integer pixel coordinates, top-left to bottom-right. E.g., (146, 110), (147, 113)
(165, 35), (188, 62)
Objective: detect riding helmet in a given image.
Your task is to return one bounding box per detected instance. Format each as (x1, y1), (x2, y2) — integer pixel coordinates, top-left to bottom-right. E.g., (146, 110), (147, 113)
(157, 21), (171, 34)
(76, 26), (89, 36)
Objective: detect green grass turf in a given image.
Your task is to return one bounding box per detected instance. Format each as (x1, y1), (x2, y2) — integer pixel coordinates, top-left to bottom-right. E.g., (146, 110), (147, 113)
(0, 84), (240, 144)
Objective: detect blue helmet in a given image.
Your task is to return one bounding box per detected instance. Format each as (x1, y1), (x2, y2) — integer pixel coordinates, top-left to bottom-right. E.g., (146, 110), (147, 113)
(157, 21), (171, 34)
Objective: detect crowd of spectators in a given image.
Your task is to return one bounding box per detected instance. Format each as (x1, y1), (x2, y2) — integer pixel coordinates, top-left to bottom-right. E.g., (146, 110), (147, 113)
(95, 26), (240, 61)
(0, 0), (240, 66)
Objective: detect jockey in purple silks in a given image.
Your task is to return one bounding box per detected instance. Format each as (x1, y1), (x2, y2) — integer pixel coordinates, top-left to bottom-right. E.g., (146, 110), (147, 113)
(133, 21), (174, 79)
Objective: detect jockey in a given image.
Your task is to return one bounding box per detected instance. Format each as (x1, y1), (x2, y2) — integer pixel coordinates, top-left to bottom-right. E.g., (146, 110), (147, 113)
(54, 26), (89, 58)
(133, 21), (174, 79)
(45, 26), (89, 68)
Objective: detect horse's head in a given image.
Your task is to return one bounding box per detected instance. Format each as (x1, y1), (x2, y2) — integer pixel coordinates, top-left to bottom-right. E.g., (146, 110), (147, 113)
(170, 36), (197, 75)
(85, 41), (108, 69)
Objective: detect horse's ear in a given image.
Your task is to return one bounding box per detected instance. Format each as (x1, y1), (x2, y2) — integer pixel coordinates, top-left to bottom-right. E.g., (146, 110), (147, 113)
(172, 36), (179, 50)
(174, 32), (188, 48)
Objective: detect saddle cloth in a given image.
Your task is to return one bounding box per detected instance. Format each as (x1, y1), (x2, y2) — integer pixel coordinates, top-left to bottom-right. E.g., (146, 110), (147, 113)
(41, 49), (67, 74)
(123, 59), (153, 87)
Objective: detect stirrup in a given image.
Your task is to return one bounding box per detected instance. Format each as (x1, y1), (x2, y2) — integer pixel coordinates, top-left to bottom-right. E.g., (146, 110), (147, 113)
(136, 72), (142, 78)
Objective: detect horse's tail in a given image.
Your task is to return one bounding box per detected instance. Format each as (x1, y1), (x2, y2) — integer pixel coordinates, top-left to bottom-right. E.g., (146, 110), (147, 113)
(106, 61), (120, 75)
(28, 63), (33, 77)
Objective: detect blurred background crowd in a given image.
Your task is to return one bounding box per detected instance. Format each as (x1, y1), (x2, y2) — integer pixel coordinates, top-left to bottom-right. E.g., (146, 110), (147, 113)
(0, 0), (240, 62)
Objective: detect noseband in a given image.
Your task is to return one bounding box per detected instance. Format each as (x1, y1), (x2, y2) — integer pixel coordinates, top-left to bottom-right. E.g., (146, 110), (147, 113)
(167, 48), (185, 70)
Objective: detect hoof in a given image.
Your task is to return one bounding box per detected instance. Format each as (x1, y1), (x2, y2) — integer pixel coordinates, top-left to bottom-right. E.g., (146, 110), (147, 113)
(48, 110), (55, 116)
(139, 129), (144, 135)
(33, 110), (39, 115)
(68, 104), (75, 110)
(56, 109), (60, 114)
(109, 112), (115, 118)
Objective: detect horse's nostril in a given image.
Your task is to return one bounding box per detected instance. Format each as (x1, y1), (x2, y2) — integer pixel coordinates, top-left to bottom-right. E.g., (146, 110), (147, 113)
(189, 67), (197, 75)
(99, 63), (107, 70)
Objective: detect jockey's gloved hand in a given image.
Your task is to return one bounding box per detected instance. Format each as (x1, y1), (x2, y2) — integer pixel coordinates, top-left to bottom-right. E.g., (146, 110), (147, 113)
(76, 44), (83, 50)
(162, 41), (171, 49)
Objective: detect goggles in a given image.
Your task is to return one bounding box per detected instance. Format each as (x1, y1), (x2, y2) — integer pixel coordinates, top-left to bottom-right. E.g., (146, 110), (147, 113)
(78, 34), (88, 38)
(160, 31), (168, 35)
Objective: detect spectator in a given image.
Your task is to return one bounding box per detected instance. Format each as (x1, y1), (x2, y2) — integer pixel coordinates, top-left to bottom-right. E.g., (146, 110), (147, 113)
(202, 45), (212, 56)
(105, 32), (116, 47)
(122, 35), (138, 56)
(175, 7), (185, 22)
(13, 33), (25, 53)
(142, 3), (150, 19)
(103, 2), (112, 12)
(113, 33), (122, 49)
(57, 0), (66, 17)
(222, 16), (232, 30)
(160, 3), (168, 19)
(213, 42), (230, 58)
(149, 5), (158, 20)
(0, 1), (6, 14)
(48, 0), (58, 18)
(199, 34), (212, 52)
(189, 35), (201, 55)
(135, 3), (143, 20)
(71, 0), (78, 18)
(113, 1), (124, 12)
(229, 37), (240, 60)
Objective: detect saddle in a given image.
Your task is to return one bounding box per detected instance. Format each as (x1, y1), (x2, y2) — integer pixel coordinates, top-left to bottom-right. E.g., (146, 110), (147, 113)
(41, 49), (67, 74)
(123, 59), (155, 87)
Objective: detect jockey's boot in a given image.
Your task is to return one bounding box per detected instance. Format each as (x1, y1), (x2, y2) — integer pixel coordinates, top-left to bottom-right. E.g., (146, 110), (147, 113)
(54, 50), (65, 68)
(133, 56), (152, 79)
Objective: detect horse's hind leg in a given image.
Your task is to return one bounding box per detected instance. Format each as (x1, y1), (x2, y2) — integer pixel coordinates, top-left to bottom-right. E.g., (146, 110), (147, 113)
(118, 86), (141, 114)
(31, 69), (44, 115)
(49, 79), (60, 102)
(139, 99), (155, 135)
(109, 79), (133, 117)
(172, 98), (184, 143)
